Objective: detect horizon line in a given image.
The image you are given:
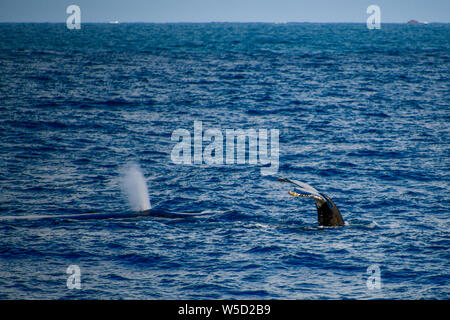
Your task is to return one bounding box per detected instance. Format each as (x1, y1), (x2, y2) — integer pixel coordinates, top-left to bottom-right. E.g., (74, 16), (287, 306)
(0, 21), (448, 24)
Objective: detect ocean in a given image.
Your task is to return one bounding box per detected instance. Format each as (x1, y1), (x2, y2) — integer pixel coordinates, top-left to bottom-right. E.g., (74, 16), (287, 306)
(0, 23), (448, 299)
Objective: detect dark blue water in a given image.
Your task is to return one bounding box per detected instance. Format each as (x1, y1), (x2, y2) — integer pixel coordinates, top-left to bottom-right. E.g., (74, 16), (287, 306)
(0, 23), (449, 299)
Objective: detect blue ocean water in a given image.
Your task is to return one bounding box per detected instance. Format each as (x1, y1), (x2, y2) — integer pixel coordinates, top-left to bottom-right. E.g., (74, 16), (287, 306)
(0, 23), (449, 299)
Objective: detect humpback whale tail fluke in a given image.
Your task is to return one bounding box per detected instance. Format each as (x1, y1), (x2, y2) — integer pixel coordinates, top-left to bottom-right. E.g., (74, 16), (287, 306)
(278, 178), (345, 227)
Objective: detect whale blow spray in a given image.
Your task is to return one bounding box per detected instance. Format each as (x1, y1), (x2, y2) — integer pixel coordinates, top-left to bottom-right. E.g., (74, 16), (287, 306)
(121, 163), (151, 212)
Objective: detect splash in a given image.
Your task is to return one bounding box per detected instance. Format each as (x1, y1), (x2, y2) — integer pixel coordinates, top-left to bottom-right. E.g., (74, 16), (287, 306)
(121, 163), (151, 212)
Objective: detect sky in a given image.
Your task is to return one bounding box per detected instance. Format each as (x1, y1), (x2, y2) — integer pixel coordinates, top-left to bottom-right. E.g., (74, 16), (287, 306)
(0, 0), (449, 23)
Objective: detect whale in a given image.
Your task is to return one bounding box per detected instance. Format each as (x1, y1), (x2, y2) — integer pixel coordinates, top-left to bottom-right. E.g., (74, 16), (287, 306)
(0, 208), (210, 222)
(278, 178), (345, 227)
